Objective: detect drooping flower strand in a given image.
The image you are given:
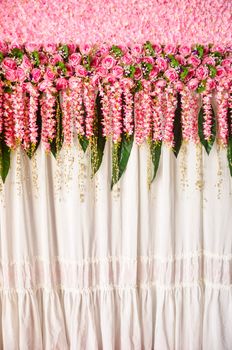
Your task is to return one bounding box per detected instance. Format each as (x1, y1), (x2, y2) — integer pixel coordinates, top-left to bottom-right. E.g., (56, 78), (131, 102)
(69, 78), (85, 137)
(163, 86), (177, 147)
(12, 84), (25, 144)
(180, 87), (192, 142)
(41, 88), (56, 152)
(134, 90), (144, 145)
(83, 80), (96, 139)
(121, 78), (134, 136)
(109, 81), (123, 143)
(141, 80), (152, 141)
(229, 85), (232, 136)
(151, 86), (164, 142)
(0, 84), (3, 135)
(100, 83), (112, 138)
(62, 89), (72, 146)
(188, 91), (200, 143)
(3, 92), (15, 149)
(202, 92), (214, 141)
(216, 86), (229, 146)
(22, 92), (31, 150)
(26, 83), (39, 146)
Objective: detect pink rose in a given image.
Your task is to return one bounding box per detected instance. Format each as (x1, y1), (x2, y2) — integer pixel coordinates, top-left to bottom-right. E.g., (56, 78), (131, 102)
(21, 55), (32, 71)
(99, 46), (109, 56)
(134, 67), (142, 80)
(56, 78), (68, 90)
(96, 67), (108, 77)
(65, 64), (74, 77)
(156, 57), (168, 71)
(101, 55), (116, 69)
(69, 77), (80, 89)
(153, 44), (162, 55)
(91, 57), (100, 68)
(226, 67), (232, 77)
(68, 53), (82, 67)
(2, 57), (17, 71)
(164, 44), (177, 55)
(179, 46), (191, 57)
(39, 52), (48, 65)
(121, 78), (134, 89)
(196, 65), (209, 80)
(216, 66), (226, 78)
(143, 56), (154, 65)
(188, 78), (199, 90)
(106, 75), (116, 84)
(50, 54), (63, 65)
(75, 65), (87, 77)
(112, 65), (124, 78)
(149, 67), (159, 79)
(25, 43), (41, 52)
(221, 59), (232, 68)
(67, 44), (77, 54)
(165, 68), (178, 81)
(206, 78), (216, 91)
(0, 41), (8, 54)
(212, 45), (224, 54)
(187, 55), (201, 67)
(5, 69), (17, 82)
(185, 68), (195, 81)
(31, 68), (42, 83)
(44, 67), (56, 81)
(121, 53), (133, 65)
(79, 44), (91, 55)
(91, 75), (100, 86)
(175, 81), (184, 91)
(44, 43), (57, 54)
(38, 80), (52, 91)
(175, 55), (186, 65)
(202, 56), (216, 66)
(16, 67), (26, 82)
(131, 44), (143, 56)
(156, 79), (167, 88)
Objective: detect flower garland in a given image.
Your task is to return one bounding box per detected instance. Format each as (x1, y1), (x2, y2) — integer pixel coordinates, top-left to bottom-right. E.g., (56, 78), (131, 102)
(0, 42), (231, 185)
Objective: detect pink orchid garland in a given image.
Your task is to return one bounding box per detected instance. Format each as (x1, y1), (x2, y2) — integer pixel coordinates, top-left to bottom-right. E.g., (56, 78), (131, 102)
(100, 84), (112, 138)
(216, 86), (229, 146)
(151, 85), (164, 142)
(12, 84), (25, 143)
(41, 88), (56, 151)
(62, 89), (72, 146)
(3, 92), (15, 149)
(109, 81), (123, 143)
(83, 80), (96, 139)
(202, 92), (213, 141)
(70, 78), (85, 137)
(26, 83), (39, 145)
(121, 78), (134, 136)
(163, 86), (177, 147)
(0, 85), (3, 135)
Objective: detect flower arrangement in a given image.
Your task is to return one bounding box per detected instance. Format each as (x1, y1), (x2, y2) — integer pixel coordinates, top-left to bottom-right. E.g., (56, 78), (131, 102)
(0, 41), (231, 185)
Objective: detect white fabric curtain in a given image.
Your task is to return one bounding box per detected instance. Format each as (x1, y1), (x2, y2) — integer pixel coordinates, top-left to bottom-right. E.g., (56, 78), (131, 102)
(0, 140), (232, 350)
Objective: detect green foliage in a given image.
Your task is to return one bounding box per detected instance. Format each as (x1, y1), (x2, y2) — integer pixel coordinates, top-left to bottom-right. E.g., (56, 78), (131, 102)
(198, 105), (216, 154)
(0, 138), (10, 183)
(150, 140), (162, 182)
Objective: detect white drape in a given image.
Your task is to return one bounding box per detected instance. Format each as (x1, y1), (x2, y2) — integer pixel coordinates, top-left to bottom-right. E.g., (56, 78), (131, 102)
(0, 140), (232, 350)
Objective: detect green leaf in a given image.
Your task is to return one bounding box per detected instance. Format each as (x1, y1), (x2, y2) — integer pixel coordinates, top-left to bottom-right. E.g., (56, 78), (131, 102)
(60, 45), (69, 59)
(0, 138), (11, 183)
(144, 41), (155, 56)
(111, 134), (134, 189)
(128, 65), (136, 78)
(173, 92), (183, 157)
(150, 140), (162, 182)
(196, 80), (206, 93)
(227, 136), (232, 176)
(196, 45), (204, 58)
(0, 52), (3, 63)
(208, 65), (217, 78)
(78, 135), (89, 152)
(110, 45), (123, 58)
(91, 91), (106, 174)
(198, 104), (216, 155)
(50, 94), (64, 158)
(168, 55), (179, 68)
(31, 51), (40, 67)
(10, 48), (23, 60)
(56, 61), (67, 73)
(180, 67), (189, 81)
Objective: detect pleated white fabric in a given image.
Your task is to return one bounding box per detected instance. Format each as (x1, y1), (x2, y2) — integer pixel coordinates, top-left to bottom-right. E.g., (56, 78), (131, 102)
(0, 139), (232, 350)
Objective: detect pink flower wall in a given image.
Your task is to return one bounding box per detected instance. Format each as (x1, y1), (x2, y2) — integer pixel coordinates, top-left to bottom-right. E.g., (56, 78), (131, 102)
(0, 0), (231, 45)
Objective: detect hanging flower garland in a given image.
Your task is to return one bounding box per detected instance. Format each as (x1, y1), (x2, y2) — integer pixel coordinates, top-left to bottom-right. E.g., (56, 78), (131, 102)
(0, 41), (231, 185)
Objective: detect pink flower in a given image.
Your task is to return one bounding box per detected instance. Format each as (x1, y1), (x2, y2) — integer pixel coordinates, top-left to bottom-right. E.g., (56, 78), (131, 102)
(153, 44), (162, 54)
(50, 54), (63, 65)
(44, 43), (57, 54)
(165, 68), (178, 82)
(39, 52), (48, 65)
(31, 68), (42, 83)
(0, 41), (8, 54)
(5, 69), (17, 82)
(69, 53), (82, 67)
(67, 43), (77, 54)
(106, 75), (117, 84)
(188, 78), (199, 90)
(134, 67), (142, 80)
(44, 67), (56, 81)
(179, 46), (191, 57)
(2, 57), (17, 71)
(216, 66), (226, 77)
(112, 65), (124, 78)
(156, 57), (168, 71)
(156, 79), (167, 88)
(131, 44), (143, 56)
(149, 67), (159, 79)
(69, 76), (80, 89)
(143, 56), (154, 64)
(96, 67), (108, 77)
(188, 55), (201, 67)
(202, 56), (216, 66)
(75, 65), (87, 77)
(175, 81), (184, 91)
(79, 44), (91, 55)
(21, 55), (32, 71)
(175, 55), (186, 65)
(65, 64), (74, 77)
(38, 80), (52, 91)
(101, 55), (116, 69)
(212, 45), (224, 54)
(16, 67), (26, 82)
(164, 44), (177, 55)
(56, 78), (68, 90)
(196, 65), (209, 80)
(121, 53), (133, 65)
(206, 78), (216, 91)
(91, 57), (100, 68)
(221, 59), (232, 67)
(25, 43), (41, 52)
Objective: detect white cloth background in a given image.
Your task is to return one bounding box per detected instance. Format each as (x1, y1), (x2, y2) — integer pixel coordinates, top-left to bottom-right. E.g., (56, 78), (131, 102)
(0, 139), (232, 350)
